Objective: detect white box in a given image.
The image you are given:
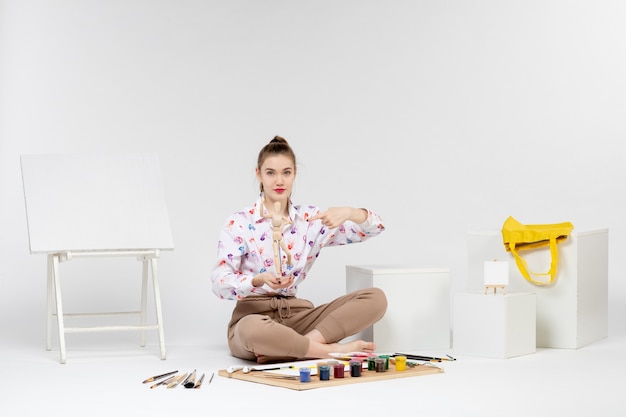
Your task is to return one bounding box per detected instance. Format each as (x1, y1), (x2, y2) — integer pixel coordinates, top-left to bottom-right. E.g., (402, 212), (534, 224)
(453, 293), (536, 359)
(468, 229), (608, 348)
(346, 265), (450, 352)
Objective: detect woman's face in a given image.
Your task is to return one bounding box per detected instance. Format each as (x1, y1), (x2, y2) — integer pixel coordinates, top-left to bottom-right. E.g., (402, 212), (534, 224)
(256, 154), (296, 211)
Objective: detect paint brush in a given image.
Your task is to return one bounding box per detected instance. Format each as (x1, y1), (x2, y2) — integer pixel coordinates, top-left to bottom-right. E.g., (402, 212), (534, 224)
(393, 353), (456, 362)
(166, 372), (188, 389)
(142, 370), (178, 384)
(261, 374), (299, 380)
(183, 370), (197, 388)
(242, 365), (291, 373)
(150, 374), (178, 389)
(193, 373), (205, 389)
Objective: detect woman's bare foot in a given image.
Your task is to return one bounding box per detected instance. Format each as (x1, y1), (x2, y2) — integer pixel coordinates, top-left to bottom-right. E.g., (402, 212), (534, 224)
(304, 329), (376, 358)
(254, 330), (377, 363)
(337, 339), (376, 353)
(305, 339), (376, 358)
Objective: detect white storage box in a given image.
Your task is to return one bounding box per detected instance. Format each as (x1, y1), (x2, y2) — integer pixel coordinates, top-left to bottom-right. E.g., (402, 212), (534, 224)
(467, 229), (608, 349)
(345, 265), (450, 352)
(453, 293), (536, 359)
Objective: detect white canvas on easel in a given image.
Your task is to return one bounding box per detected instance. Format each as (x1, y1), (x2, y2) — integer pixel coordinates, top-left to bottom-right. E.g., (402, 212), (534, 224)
(21, 152), (174, 363)
(22, 153), (174, 253)
(484, 260), (509, 294)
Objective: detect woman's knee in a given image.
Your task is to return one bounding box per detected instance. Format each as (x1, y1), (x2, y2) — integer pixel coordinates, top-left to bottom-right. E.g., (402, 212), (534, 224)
(234, 315), (272, 341)
(351, 287), (388, 318)
(357, 287), (386, 305)
(370, 287), (388, 314)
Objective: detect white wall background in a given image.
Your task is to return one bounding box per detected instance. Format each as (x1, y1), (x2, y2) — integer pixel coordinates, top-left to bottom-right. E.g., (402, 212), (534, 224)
(1, 0), (625, 351)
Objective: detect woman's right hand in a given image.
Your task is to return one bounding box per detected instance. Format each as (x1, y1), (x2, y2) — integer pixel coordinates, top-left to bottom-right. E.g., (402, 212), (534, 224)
(253, 272), (294, 289)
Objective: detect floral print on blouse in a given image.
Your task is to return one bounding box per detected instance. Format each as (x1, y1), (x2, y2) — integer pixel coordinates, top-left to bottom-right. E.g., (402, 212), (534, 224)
(210, 196), (385, 300)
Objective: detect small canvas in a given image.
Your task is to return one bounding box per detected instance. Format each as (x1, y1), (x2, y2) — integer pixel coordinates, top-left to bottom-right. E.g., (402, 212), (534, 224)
(484, 261), (509, 286)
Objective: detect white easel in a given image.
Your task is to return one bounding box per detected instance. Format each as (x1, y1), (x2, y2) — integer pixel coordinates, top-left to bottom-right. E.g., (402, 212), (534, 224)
(21, 153), (174, 364)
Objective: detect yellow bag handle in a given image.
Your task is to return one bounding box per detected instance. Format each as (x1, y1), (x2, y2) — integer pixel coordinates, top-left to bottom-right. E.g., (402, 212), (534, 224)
(507, 237), (559, 285)
(502, 216), (574, 286)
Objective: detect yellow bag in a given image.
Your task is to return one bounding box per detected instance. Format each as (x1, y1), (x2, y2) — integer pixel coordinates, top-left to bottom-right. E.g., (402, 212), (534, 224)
(501, 216), (574, 285)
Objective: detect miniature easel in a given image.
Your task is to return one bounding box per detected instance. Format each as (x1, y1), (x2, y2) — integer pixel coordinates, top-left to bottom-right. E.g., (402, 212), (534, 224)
(484, 284), (507, 295)
(260, 199), (292, 278)
(483, 260), (509, 295)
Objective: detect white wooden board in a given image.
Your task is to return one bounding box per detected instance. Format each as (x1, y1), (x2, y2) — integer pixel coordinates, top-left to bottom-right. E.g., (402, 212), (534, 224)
(21, 153), (174, 253)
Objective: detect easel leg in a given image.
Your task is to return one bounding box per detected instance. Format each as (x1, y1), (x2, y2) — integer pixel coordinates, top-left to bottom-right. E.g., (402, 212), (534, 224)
(150, 257), (167, 360)
(51, 254), (67, 364)
(484, 285), (506, 295)
(46, 255), (54, 351)
(140, 258), (148, 347)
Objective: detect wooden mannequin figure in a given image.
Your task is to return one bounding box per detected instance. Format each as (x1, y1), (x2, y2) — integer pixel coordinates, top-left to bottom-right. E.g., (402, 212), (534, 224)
(262, 200), (292, 281)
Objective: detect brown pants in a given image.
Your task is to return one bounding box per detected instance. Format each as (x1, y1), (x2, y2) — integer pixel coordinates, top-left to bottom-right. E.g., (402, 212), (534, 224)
(227, 288), (387, 361)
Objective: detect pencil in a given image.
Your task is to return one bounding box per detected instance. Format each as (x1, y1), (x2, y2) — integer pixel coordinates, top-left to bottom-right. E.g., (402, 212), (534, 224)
(142, 370), (178, 384)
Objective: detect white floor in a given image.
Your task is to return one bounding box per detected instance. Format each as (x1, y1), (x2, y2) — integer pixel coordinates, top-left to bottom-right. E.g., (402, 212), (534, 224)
(2, 331), (625, 417)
